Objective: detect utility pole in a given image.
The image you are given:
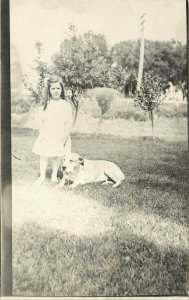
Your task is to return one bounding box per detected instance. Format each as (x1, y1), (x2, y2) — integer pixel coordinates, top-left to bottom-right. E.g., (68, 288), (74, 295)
(137, 13), (146, 90)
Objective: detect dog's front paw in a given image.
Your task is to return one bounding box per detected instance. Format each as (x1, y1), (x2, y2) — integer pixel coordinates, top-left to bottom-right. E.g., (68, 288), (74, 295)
(112, 182), (121, 188)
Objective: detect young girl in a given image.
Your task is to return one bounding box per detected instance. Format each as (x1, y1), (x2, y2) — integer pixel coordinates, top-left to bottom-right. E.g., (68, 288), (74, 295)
(33, 76), (73, 185)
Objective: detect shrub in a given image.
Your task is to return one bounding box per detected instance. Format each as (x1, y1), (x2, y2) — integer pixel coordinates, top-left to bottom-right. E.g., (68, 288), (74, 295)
(11, 97), (35, 114)
(114, 109), (148, 121)
(90, 88), (119, 112)
(90, 87), (119, 137)
(134, 71), (166, 136)
(157, 103), (187, 118)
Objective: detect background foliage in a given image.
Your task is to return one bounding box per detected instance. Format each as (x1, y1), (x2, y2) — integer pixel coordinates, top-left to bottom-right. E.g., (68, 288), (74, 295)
(12, 25), (187, 118)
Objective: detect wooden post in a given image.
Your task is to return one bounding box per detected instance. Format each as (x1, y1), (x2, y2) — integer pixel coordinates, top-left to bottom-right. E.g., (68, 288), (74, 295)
(137, 13), (146, 90)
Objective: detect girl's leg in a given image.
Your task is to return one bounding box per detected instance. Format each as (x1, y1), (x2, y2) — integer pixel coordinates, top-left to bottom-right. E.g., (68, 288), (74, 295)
(34, 156), (48, 185)
(51, 157), (60, 183)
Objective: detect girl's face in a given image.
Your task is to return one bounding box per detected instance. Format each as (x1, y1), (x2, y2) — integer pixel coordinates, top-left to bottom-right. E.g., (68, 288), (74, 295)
(49, 82), (62, 100)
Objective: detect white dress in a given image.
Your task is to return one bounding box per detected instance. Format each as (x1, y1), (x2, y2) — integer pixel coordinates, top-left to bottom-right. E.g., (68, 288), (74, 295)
(32, 100), (73, 157)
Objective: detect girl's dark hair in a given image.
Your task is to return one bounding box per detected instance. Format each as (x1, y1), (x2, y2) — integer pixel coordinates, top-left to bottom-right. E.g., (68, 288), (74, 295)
(41, 76), (66, 110)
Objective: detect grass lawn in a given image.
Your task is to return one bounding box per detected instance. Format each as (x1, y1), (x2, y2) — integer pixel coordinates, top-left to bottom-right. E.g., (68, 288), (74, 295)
(12, 127), (188, 296)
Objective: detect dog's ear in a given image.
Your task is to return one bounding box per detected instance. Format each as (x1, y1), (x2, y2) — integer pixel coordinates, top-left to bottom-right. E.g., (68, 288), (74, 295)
(79, 157), (84, 166)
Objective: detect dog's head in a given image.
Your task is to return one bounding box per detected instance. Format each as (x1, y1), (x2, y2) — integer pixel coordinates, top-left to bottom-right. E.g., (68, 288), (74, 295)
(61, 153), (84, 174)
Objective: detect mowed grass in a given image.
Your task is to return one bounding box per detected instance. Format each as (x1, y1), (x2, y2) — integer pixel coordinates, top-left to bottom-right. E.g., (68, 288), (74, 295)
(12, 127), (188, 296)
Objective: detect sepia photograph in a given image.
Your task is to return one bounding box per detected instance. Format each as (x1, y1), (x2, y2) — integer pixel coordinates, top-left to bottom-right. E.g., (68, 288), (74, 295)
(9, 0), (188, 296)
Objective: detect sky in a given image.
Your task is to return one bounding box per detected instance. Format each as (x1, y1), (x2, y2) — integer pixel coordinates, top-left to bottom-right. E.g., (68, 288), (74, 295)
(10, 0), (187, 73)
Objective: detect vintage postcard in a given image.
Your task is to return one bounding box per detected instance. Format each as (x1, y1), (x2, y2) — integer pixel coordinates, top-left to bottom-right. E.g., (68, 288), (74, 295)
(1, 0), (188, 297)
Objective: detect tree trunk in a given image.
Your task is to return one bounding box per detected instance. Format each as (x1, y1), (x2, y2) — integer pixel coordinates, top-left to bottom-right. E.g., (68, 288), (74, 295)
(95, 115), (103, 138)
(73, 103), (79, 125)
(150, 110), (154, 138)
(71, 93), (80, 126)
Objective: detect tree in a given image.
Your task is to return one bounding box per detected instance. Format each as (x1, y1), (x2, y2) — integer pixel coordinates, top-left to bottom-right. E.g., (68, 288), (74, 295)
(177, 80), (187, 100)
(92, 87), (118, 137)
(123, 72), (138, 97)
(111, 39), (187, 95)
(144, 40), (187, 87)
(110, 40), (140, 96)
(23, 42), (51, 105)
(110, 40), (140, 73)
(107, 63), (127, 92)
(52, 25), (119, 123)
(134, 71), (166, 137)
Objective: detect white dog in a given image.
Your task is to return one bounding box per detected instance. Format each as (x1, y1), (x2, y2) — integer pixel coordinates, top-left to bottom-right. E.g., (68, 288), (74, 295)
(58, 153), (125, 189)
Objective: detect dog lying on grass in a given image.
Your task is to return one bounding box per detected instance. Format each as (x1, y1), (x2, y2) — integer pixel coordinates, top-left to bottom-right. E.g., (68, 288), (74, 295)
(58, 153), (125, 189)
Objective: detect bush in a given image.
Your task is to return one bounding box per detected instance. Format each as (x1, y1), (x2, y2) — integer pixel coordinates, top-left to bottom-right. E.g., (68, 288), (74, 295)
(176, 103), (188, 117)
(182, 111), (188, 118)
(157, 103), (187, 118)
(11, 97), (35, 114)
(114, 110), (148, 121)
(90, 87), (119, 115)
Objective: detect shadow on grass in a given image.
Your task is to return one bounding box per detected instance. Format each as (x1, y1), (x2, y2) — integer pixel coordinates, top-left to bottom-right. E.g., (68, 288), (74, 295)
(13, 222), (188, 297)
(128, 145), (188, 223)
(135, 150), (188, 193)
